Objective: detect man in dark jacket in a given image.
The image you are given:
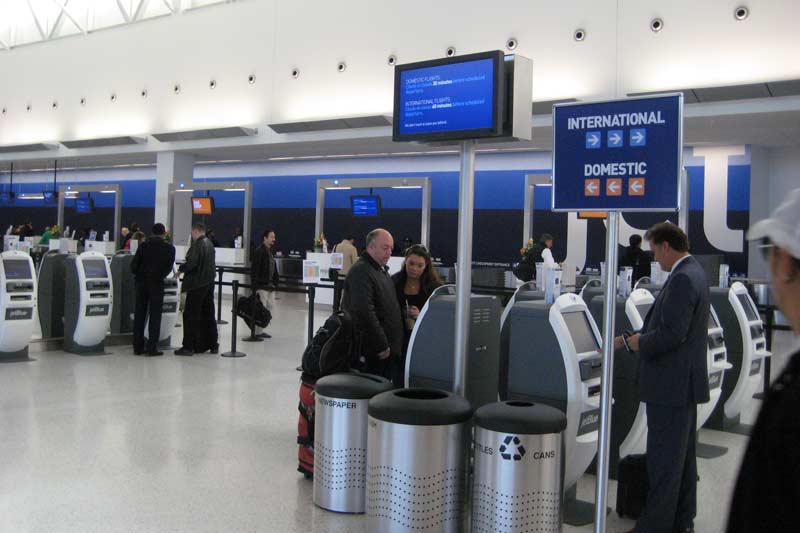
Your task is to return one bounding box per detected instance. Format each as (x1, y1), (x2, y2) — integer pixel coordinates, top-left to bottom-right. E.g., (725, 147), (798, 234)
(616, 223), (710, 533)
(175, 222), (217, 356)
(250, 229), (279, 338)
(341, 228), (404, 379)
(620, 233), (652, 283)
(131, 223), (176, 356)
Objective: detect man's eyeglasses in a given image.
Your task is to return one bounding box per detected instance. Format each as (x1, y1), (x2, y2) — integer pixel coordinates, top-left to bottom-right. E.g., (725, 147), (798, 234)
(758, 238), (775, 261)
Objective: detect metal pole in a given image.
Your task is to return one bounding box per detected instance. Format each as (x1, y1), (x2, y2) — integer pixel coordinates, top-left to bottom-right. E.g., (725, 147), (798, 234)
(453, 139), (476, 397)
(678, 167), (689, 233)
(216, 269), (228, 324)
(307, 285), (316, 344)
(594, 211), (620, 532)
(222, 279), (246, 357)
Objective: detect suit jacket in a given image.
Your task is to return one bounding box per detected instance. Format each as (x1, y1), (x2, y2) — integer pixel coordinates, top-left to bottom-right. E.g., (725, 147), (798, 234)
(637, 255), (710, 407)
(251, 244), (279, 289)
(131, 235), (176, 283)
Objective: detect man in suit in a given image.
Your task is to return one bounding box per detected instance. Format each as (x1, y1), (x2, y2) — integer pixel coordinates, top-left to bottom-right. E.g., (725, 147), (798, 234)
(131, 223), (176, 356)
(616, 222), (710, 533)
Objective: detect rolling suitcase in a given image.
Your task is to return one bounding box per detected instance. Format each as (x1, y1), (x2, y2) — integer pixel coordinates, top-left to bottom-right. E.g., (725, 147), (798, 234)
(616, 454), (648, 519)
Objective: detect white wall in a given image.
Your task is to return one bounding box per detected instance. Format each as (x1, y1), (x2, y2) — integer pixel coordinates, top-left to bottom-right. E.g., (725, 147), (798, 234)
(1, 0), (799, 145)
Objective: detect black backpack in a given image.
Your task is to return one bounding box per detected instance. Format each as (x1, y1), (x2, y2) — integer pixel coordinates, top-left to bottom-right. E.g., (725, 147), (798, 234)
(513, 252), (535, 282)
(301, 310), (354, 382)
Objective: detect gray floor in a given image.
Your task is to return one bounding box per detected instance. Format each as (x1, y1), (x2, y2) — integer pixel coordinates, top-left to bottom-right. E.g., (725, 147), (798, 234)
(1, 293), (796, 533)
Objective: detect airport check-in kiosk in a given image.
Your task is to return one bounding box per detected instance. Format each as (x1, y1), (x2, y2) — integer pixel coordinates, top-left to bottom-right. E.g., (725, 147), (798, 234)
(145, 277), (181, 348)
(0, 251), (38, 360)
(38, 250), (69, 339)
(404, 285), (502, 409)
(499, 281), (545, 398)
(707, 282), (771, 432)
(64, 252), (113, 354)
(110, 251), (136, 335)
(501, 292), (602, 492)
(700, 306), (732, 428)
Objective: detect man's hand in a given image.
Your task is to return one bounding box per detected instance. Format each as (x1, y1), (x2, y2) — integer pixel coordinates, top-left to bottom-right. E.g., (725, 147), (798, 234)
(614, 336), (625, 351)
(627, 333), (641, 352)
(408, 306), (420, 319)
(377, 348), (391, 360)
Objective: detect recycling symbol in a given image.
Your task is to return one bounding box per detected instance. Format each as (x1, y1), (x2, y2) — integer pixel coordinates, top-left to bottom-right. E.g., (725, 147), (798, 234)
(499, 435), (526, 461)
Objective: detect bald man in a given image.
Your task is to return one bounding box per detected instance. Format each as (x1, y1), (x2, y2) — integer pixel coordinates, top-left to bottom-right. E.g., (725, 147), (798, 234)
(341, 228), (404, 382)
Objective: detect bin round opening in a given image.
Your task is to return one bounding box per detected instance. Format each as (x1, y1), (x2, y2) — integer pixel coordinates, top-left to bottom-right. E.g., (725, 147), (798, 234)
(507, 401), (534, 408)
(394, 389), (448, 401)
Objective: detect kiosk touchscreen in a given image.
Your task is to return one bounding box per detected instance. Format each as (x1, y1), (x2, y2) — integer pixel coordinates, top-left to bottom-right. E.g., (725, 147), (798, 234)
(707, 282), (771, 433)
(0, 251), (38, 360)
(145, 277), (181, 348)
(110, 252), (136, 335)
(405, 285), (502, 409)
(64, 252), (113, 354)
(37, 250), (69, 339)
(502, 292), (602, 492)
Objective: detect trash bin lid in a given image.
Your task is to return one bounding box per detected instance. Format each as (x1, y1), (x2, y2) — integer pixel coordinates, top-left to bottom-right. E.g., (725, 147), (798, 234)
(315, 372), (394, 400)
(368, 388), (472, 426)
(474, 401), (567, 435)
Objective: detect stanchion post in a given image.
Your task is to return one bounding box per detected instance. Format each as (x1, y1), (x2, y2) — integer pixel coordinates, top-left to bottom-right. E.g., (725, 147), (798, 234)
(216, 268), (228, 325)
(242, 279), (263, 343)
(307, 285), (316, 345)
(222, 279), (246, 357)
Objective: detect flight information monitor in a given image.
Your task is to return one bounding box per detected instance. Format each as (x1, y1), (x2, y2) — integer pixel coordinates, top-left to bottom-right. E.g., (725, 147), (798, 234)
(737, 293), (759, 321)
(43, 190), (58, 205)
(0, 191), (14, 204)
(75, 197), (93, 213)
(393, 50), (504, 142)
(636, 303), (652, 320)
(83, 259), (108, 279)
(191, 197), (214, 215)
(2, 259), (32, 280)
(562, 311), (600, 353)
(350, 195), (382, 217)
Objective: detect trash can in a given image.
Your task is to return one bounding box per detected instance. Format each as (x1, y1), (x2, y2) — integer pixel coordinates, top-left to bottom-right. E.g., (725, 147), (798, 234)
(366, 388), (473, 533)
(313, 372), (394, 513)
(471, 400), (567, 532)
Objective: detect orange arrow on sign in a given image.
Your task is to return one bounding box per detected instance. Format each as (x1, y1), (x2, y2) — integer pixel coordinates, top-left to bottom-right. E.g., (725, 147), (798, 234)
(584, 179), (600, 197)
(606, 178), (622, 196)
(629, 177), (645, 196)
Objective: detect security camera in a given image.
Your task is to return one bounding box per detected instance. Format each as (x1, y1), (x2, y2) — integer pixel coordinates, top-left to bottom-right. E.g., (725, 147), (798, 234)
(110, 93), (117, 102)
(52, 101), (58, 109)
(650, 18), (664, 32)
(209, 80), (217, 89)
(573, 29), (586, 41)
(26, 104), (32, 112)
(141, 89), (148, 99)
(173, 84), (181, 94)
(506, 38), (518, 50)
(446, 46), (456, 57)
(387, 54), (397, 66)
(248, 74), (256, 84)
(734, 6), (749, 20)
(80, 97), (86, 106)
(1, 107), (6, 115)
(337, 61), (347, 72)
(291, 68), (300, 79)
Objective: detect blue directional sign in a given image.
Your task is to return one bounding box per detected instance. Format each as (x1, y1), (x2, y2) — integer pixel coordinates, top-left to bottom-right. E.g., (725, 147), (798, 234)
(552, 94), (683, 212)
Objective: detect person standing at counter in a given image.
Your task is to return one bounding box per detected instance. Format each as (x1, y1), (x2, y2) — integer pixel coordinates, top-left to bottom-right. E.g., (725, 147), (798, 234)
(392, 244), (443, 386)
(333, 235), (359, 276)
(621, 233), (652, 283)
(175, 222), (218, 356)
(251, 229), (279, 339)
(726, 189), (800, 533)
(341, 228), (404, 380)
(131, 223), (176, 356)
(615, 222), (709, 533)
(514, 233), (556, 282)
(39, 224), (59, 245)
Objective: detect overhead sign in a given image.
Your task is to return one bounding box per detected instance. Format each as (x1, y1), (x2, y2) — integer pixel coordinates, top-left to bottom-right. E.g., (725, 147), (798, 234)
(552, 94), (683, 212)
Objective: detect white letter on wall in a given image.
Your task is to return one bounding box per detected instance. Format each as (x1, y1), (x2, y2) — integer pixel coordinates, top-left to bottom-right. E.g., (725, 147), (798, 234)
(693, 146), (745, 253)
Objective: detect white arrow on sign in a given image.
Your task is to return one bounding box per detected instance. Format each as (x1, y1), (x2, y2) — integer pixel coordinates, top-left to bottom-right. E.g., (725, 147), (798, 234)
(630, 180), (643, 193)
(586, 181), (598, 193)
(609, 132), (622, 145)
(608, 181), (621, 193)
(632, 131), (645, 144)
(588, 133), (600, 147)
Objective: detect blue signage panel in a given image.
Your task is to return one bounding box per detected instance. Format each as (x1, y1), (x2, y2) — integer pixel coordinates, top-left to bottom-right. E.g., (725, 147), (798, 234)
(552, 94), (683, 211)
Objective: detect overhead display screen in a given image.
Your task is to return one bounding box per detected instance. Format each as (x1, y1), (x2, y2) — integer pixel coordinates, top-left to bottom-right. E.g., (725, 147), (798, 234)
(192, 197), (214, 215)
(636, 303), (652, 320)
(3, 259), (32, 280)
(351, 195), (381, 217)
(562, 311), (600, 353)
(393, 50), (504, 142)
(75, 198), (93, 214)
(83, 259), (108, 279)
(737, 293), (759, 321)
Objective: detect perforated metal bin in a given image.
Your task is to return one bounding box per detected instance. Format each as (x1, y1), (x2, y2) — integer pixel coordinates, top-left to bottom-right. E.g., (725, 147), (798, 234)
(366, 388), (473, 533)
(471, 401), (567, 533)
(313, 373), (393, 513)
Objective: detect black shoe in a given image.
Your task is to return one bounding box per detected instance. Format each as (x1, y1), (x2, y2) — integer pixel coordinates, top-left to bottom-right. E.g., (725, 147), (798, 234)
(257, 333), (272, 339)
(133, 348), (144, 355)
(208, 344), (219, 354)
(174, 348), (194, 356)
(146, 350), (164, 356)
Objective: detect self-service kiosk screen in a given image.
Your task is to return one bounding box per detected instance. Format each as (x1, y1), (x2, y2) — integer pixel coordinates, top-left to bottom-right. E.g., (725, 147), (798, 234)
(2, 259), (32, 280)
(562, 311), (600, 353)
(83, 259), (108, 279)
(636, 303), (652, 320)
(737, 293), (759, 321)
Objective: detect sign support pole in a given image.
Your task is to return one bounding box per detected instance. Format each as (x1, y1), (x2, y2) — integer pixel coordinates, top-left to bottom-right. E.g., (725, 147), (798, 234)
(594, 210), (620, 533)
(678, 167), (689, 233)
(453, 139), (476, 397)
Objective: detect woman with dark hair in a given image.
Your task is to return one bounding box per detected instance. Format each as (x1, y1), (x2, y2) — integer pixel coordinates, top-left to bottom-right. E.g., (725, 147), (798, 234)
(391, 244), (443, 386)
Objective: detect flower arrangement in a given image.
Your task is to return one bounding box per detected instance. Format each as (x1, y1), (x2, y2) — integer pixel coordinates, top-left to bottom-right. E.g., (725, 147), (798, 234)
(520, 238), (534, 257)
(313, 234), (325, 248)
